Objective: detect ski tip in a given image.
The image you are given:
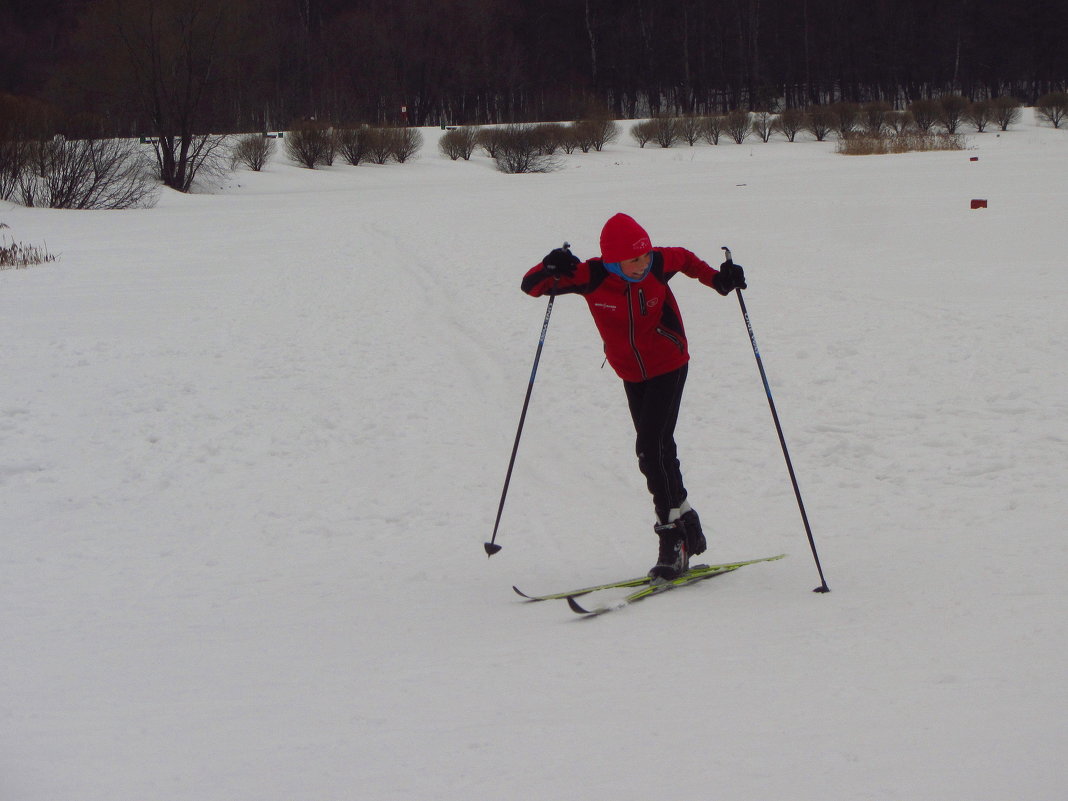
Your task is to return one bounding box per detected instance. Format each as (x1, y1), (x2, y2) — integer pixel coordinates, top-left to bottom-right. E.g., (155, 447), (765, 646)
(484, 542), (502, 557)
(566, 596), (592, 614)
(512, 585), (534, 599)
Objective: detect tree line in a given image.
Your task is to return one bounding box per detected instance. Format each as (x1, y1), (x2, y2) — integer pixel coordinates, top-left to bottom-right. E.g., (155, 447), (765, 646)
(1, 0), (1066, 195)
(2, 0), (1066, 136)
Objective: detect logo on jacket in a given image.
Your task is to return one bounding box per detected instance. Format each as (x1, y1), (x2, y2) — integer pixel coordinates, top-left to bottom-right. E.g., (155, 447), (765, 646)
(594, 302), (618, 311)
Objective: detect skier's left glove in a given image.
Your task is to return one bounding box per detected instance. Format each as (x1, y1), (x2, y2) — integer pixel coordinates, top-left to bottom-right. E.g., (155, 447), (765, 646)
(712, 261), (747, 295)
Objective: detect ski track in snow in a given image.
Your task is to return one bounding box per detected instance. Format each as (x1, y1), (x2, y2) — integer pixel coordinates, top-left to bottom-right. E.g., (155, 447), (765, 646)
(2, 112), (1067, 801)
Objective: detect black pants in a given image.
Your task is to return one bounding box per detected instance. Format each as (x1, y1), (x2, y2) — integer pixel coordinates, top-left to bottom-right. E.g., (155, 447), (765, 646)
(623, 364), (688, 522)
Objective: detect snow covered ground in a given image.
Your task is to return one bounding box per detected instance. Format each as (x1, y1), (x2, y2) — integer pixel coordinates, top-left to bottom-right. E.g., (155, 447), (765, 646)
(3, 111), (1066, 800)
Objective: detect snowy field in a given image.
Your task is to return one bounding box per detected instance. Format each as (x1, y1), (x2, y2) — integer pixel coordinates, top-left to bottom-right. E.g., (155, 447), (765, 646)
(3, 111), (1067, 800)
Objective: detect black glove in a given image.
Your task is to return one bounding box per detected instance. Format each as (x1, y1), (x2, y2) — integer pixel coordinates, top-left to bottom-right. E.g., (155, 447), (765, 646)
(713, 260), (747, 295)
(542, 247), (579, 277)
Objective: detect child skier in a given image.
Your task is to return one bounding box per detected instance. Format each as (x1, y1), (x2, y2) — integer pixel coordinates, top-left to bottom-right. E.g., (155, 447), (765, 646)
(521, 212), (747, 579)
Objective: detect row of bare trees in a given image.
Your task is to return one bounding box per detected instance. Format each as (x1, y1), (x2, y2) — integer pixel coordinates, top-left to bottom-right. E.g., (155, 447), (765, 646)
(438, 119), (621, 173)
(629, 96), (1036, 148)
(281, 123), (424, 169)
(1, 92), (1061, 204)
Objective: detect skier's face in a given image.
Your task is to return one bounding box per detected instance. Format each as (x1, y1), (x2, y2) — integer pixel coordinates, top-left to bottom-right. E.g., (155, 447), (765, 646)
(620, 252), (651, 279)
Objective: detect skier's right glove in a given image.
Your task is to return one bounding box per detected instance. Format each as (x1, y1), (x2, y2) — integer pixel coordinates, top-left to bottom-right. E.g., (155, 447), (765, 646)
(542, 247), (579, 277)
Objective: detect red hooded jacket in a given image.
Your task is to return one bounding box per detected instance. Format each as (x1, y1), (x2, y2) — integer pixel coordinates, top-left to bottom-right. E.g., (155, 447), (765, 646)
(521, 247), (721, 382)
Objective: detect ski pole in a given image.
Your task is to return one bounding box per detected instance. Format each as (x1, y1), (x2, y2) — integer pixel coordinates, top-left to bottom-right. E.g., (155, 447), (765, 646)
(723, 246), (830, 593)
(485, 244), (568, 556)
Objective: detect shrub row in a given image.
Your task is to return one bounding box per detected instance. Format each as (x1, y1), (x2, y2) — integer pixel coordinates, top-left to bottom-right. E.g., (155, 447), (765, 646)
(272, 122), (424, 170)
(4, 93), (1065, 204)
(628, 96), (1034, 148)
(439, 120), (620, 173)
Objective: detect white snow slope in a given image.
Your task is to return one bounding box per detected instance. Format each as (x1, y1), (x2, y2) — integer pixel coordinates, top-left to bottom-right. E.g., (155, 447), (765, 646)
(3, 112), (1067, 801)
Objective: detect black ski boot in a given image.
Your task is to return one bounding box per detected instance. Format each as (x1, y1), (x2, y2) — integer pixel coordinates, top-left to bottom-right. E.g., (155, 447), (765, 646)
(648, 521), (689, 581)
(678, 507), (707, 557)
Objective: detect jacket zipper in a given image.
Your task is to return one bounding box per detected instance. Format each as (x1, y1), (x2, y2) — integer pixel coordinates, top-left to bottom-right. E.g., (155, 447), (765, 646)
(627, 285), (648, 380)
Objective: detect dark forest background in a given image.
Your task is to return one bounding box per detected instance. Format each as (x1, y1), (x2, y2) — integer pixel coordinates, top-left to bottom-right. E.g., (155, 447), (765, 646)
(2, 0), (1067, 134)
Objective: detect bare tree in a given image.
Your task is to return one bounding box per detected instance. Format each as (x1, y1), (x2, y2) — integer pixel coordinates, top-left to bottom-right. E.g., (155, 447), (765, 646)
(491, 124), (560, 173)
(630, 120), (655, 148)
(356, 127), (426, 165)
(651, 115), (680, 148)
(1035, 92), (1068, 128)
(908, 99), (941, 133)
(937, 94), (970, 133)
(700, 115), (723, 145)
(885, 110), (914, 134)
(365, 128), (397, 164)
(558, 124), (581, 154)
(772, 108), (806, 142)
(534, 123), (568, 154)
(992, 96), (1022, 131)
(18, 136), (157, 209)
(337, 127), (369, 165)
(231, 134), (275, 171)
(0, 138), (23, 201)
(724, 110), (751, 144)
(830, 102), (860, 138)
(751, 110), (774, 142)
(803, 106), (835, 141)
(438, 126), (480, 160)
(572, 118), (619, 151)
(390, 128), (423, 162)
(477, 128), (503, 159)
(861, 102), (893, 136)
(569, 121), (596, 153)
(285, 120), (336, 168)
(963, 100), (993, 133)
(89, 0), (240, 191)
(0, 94), (55, 201)
(676, 115), (704, 146)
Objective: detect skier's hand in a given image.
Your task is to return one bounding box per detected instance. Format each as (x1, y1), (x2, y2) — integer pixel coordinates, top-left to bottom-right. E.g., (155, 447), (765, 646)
(542, 247), (579, 277)
(713, 260), (747, 295)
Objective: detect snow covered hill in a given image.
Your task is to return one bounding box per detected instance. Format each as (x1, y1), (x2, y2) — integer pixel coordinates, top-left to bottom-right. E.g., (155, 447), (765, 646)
(3, 112), (1066, 800)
